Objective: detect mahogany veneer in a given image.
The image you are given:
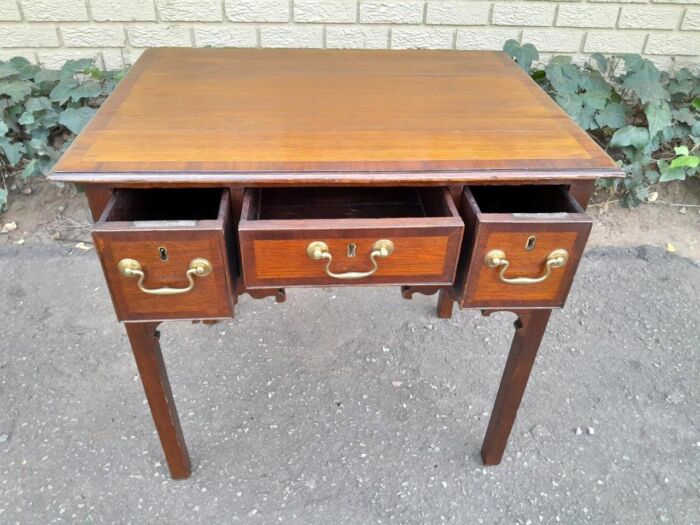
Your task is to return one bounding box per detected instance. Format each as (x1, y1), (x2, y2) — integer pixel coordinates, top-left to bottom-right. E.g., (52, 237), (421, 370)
(49, 48), (622, 479)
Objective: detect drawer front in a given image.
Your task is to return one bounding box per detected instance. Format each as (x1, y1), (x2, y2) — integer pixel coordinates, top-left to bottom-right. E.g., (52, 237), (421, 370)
(458, 187), (592, 309)
(92, 191), (235, 321)
(239, 189), (464, 288)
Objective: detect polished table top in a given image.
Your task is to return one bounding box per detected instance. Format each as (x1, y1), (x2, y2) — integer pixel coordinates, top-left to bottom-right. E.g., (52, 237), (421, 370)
(50, 48), (621, 186)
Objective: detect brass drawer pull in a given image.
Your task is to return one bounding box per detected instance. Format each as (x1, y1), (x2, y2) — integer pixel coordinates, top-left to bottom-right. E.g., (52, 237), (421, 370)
(117, 258), (213, 295)
(484, 249), (569, 285)
(306, 240), (394, 280)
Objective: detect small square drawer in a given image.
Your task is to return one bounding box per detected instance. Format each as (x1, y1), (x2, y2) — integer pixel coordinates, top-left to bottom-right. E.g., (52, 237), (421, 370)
(92, 188), (236, 322)
(457, 185), (592, 309)
(238, 187), (464, 288)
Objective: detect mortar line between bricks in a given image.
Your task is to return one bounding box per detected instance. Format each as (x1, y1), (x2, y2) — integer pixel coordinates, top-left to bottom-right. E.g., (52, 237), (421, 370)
(678, 8), (686, 31)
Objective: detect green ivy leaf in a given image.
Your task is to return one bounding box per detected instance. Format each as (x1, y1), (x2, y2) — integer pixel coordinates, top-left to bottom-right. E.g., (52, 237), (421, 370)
(579, 71), (612, 98)
(590, 53), (608, 74)
(556, 94), (598, 129)
(0, 120), (7, 136)
(545, 61), (579, 96)
(58, 58), (96, 81)
(0, 62), (20, 79)
(21, 158), (40, 178)
(674, 145), (690, 156)
(503, 40), (539, 72)
(668, 68), (695, 96)
(49, 79), (100, 104)
(672, 107), (696, 126)
(645, 101), (672, 138)
(657, 159), (687, 182)
(610, 125), (650, 149)
(0, 79), (32, 103)
(33, 69), (61, 84)
(0, 187), (7, 212)
(58, 106), (96, 133)
(0, 136), (25, 165)
(645, 169), (660, 184)
(633, 185), (650, 202)
(17, 111), (34, 126)
(24, 96), (52, 113)
(622, 58), (668, 104)
(670, 154), (699, 169)
(692, 98), (700, 110)
(596, 102), (627, 129)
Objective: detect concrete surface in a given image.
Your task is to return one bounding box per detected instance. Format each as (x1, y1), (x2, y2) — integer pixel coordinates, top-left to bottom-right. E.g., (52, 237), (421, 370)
(0, 244), (698, 524)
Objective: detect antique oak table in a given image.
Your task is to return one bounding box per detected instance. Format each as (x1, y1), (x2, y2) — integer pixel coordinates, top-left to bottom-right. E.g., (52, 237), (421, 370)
(50, 48), (621, 479)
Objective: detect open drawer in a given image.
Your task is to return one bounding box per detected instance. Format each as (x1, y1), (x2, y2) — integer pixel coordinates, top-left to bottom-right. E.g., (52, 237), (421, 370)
(457, 185), (592, 309)
(238, 187), (464, 288)
(92, 188), (236, 322)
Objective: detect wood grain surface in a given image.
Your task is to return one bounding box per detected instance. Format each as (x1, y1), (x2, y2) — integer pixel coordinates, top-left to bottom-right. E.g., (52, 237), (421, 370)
(50, 48), (621, 186)
(92, 189), (236, 321)
(457, 186), (592, 308)
(238, 187), (464, 288)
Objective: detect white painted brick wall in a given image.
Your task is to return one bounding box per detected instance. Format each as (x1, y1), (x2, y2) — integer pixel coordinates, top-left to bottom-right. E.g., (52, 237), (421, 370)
(456, 28), (520, 50)
(0, 26), (60, 47)
(61, 26), (126, 47)
(22, 0), (88, 22)
(0, 0), (697, 71)
(260, 25), (323, 47)
(127, 25), (192, 47)
(584, 30), (647, 53)
(683, 8), (700, 29)
(194, 26), (257, 47)
(226, 0), (289, 23)
(0, 0), (21, 21)
(158, 0), (223, 22)
(360, 1), (424, 24)
(492, 3), (556, 27)
(426, 2), (490, 26)
(91, 0), (156, 22)
(295, 0), (357, 23)
(521, 29), (585, 52)
(326, 26), (388, 48)
(391, 27), (453, 49)
(556, 5), (620, 28)
(618, 6), (683, 29)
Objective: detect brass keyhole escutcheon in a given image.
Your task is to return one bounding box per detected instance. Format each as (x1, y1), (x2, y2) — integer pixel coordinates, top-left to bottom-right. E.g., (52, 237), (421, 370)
(525, 236), (536, 251)
(347, 242), (357, 257)
(158, 246), (168, 261)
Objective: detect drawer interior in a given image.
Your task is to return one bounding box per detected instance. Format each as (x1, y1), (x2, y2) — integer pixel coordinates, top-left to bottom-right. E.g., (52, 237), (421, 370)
(247, 187), (455, 221)
(101, 188), (223, 222)
(467, 185), (580, 214)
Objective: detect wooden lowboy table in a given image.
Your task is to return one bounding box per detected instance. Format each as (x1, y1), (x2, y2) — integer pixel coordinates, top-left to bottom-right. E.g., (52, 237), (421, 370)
(50, 48), (621, 479)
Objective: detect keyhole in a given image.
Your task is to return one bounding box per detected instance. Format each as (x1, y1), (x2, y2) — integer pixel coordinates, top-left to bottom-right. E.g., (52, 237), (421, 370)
(347, 243), (357, 257)
(525, 236), (536, 251)
(158, 246), (168, 261)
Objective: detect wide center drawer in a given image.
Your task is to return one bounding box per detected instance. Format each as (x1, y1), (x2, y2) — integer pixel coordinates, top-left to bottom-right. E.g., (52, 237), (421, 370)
(238, 187), (464, 288)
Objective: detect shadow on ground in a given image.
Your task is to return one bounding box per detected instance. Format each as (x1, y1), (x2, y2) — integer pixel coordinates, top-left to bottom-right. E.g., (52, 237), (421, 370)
(0, 244), (698, 524)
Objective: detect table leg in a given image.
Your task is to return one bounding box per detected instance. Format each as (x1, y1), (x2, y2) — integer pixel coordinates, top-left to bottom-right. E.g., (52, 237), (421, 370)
(437, 289), (454, 319)
(480, 309), (552, 465)
(125, 322), (192, 479)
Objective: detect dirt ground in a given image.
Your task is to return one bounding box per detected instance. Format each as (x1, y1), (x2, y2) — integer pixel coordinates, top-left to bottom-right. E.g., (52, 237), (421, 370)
(1, 180), (699, 259)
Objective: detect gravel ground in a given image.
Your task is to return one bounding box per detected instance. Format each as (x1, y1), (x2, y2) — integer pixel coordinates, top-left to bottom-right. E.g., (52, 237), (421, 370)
(0, 244), (698, 524)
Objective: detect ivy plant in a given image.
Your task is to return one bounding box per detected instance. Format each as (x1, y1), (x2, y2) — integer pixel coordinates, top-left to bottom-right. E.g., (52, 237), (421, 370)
(504, 40), (700, 206)
(0, 57), (123, 211)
